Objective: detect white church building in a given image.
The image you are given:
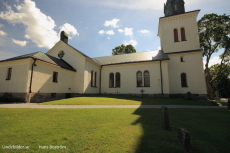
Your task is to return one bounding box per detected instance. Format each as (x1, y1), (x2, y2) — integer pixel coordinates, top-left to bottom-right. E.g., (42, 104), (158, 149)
(0, 0), (206, 103)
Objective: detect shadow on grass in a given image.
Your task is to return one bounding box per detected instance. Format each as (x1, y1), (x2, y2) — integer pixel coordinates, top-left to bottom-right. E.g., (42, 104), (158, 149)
(131, 101), (230, 153)
(81, 94), (219, 106)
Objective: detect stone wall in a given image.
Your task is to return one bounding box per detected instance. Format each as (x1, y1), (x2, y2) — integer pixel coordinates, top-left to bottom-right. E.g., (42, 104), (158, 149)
(0, 92), (27, 102)
(29, 93), (66, 103)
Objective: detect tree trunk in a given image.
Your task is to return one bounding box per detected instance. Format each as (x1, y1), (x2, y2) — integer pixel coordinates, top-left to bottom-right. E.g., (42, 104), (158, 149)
(205, 69), (215, 99)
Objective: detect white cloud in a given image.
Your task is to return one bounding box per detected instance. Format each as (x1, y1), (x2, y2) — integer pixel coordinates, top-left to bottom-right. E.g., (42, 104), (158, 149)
(118, 27), (133, 36)
(59, 23), (79, 38)
(99, 30), (115, 35)
(158, 46), (161, 50)
(123, 39), (137, 46)
(104, 18), (121, 28)
(0, 30), (7, 36)
(99, 30), (105, 35)
(123, 27), (133, 36)
(0, 0), (78, 49)
(106, 30), (115, 35)
(0, 23), (4, 28)
(107, 37), (110, 39)
(118, 29), (123, 33)
(139, 30), (150, 34)
(12, 38), (27, 47)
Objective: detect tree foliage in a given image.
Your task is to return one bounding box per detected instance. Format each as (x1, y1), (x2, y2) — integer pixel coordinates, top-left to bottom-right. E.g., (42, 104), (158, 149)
(209, 64), (230, 98)
(198, 13), (230, 99)
(112, 44), (136, 55)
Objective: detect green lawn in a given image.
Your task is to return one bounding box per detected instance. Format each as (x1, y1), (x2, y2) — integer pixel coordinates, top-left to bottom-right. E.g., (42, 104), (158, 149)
(40, 95), (226, 106)
(0, 108), (229, 153)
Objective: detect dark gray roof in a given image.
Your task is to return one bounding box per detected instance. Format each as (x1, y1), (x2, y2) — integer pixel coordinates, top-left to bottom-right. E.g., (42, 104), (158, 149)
(152, 50), (170, 61)
(93, 50), (170, 66)
(0, 52), (76, 72)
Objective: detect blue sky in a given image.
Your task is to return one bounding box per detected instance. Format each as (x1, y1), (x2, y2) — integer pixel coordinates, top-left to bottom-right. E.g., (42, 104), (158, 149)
(0, 0), (229, 66)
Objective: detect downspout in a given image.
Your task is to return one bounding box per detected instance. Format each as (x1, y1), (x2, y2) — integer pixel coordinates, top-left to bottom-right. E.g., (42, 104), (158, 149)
(29, 58), (37, 93)
(160, 60), (164, 97)
(99, 66), (102, 95)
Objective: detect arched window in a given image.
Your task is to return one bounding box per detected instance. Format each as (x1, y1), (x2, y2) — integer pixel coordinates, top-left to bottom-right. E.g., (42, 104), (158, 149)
(137, 71), (142, 87)
(144, 71), (150, 87)
(115, 72), (120, 87)
(174, 29), (179, 42)
(91, 70), (94, 87)
(109, 73), (114, 88)
(94, 72), (97, 87)
(181, 73), (188, 87)
(181, 27), (186, 41)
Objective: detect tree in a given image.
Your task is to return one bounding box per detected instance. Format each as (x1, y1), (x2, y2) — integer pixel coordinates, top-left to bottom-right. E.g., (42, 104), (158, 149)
(209, 64), (230, 98)
(112, 44), (136, 55)
(198, 13), (230, 99)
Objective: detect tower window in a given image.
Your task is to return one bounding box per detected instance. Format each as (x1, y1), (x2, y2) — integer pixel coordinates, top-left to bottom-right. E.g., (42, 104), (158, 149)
(181, 28), (186, 41)
(180, 56), (185, 62)
(181, 73), (188, 87)
(174, 29), (179, 42)
(174, 5), (177, 11)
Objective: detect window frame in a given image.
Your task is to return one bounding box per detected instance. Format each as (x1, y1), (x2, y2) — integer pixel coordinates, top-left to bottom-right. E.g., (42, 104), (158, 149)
(115, 72), (120, 88)
(91, 70), (94, 87)
(6, 68), (12, 80)
(144, 70), (150, 87)
(180, 56), (185, 62)
(174, 28), (179, 42)
(109, 73), (114, 88)
(94, 71), (97, 87)
(136, 71), (142, 87)
(53, 71), (58, 83)
(181, 27), (186, 41)
(51, 93), (56, 97)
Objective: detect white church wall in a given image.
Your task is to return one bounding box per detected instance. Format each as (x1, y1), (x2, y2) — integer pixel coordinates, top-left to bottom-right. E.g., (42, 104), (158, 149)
(47, 41), (87, 93)
(167, 52), (206, 94)
(84, 58), (100, 94)
(31, 60), (75, 93)
(101, 61), (169, 95)
(158, 11), (200, 54)
(0, 59), (30, 93)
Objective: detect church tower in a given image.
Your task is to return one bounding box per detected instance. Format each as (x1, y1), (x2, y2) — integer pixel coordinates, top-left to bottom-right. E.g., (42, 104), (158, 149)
(157, 0), (206, 96)
(158, 0), (201, 53)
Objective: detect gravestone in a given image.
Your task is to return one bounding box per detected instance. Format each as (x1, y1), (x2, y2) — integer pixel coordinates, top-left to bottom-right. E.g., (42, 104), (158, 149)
(185, 92), (192, 100)
(178, 127), (190, 152)
(140, 89), (145, 99)
(162, 106), (170, 130)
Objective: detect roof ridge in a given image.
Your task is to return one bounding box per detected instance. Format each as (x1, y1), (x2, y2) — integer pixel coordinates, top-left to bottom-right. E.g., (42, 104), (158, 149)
(93, 50), (158, 59)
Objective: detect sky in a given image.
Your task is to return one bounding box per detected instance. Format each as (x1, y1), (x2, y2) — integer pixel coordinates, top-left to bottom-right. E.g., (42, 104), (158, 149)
(0, 0), (229, 67)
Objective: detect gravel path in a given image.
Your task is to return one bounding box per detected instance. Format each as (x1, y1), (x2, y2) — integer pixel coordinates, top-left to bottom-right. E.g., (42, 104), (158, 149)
(0, 103), (227, 109)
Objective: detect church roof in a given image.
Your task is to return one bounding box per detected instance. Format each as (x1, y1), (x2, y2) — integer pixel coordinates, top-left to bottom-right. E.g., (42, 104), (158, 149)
(93, 50), (170, 66)
(0, 52), (76, 72)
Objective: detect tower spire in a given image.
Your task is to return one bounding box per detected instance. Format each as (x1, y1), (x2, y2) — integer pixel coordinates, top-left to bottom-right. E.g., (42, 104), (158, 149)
(164, 0), (185, 17)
